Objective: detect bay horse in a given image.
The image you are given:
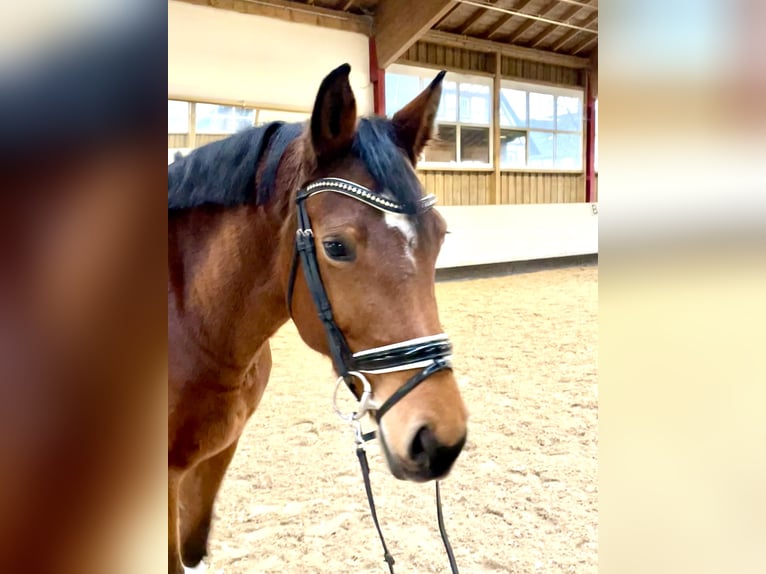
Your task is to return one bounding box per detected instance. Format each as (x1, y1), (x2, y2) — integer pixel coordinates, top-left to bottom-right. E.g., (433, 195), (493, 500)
(168, 64), (468, 573)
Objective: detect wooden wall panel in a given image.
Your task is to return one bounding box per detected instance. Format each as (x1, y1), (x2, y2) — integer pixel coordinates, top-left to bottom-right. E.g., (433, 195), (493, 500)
(162, 149), (577, 205)
(592, 173), (598, 202)
(522, 173), (531, 204)
(398, 41), (584, 87)
(497, 172), (585, 204)
(168, 133), (227, 149)
(195, 134), (229, 146)
(504, 57), (582, 87)
(418, 171), (491, 205)
(400, 42), (493, 74)
(168, 134), (189, 148)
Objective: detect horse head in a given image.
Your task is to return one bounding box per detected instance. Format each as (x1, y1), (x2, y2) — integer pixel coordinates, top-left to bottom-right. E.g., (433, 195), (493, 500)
(283, 64), (468, 482)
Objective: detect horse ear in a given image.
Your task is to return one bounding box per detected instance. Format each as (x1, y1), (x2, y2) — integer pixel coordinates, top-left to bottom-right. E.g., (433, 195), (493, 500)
(310, 63), (357, 164)
(392, 70), (446, 164)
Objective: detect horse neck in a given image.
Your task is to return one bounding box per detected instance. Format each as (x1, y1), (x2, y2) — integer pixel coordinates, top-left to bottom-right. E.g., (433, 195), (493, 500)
(169, 138), (307, 374)
(169, 201), (292, 374)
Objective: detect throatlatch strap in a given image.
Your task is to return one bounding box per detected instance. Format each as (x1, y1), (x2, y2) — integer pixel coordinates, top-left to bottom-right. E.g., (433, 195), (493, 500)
(357, 446), (396, 574)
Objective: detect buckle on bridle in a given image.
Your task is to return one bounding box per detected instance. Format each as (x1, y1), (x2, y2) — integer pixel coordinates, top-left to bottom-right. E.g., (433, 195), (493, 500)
(333, 371), (378, 447)
(332, 371), (375, 423)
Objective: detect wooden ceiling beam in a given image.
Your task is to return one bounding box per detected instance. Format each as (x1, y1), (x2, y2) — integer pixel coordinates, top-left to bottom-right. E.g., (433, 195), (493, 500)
(455, 7), (487, 35)
(423, 29), (590, 69)
(173, 0), (372, 35)
(374, 0), (456, 68)
(571, 34), (597, 55)
(506, 0), (559, 43)
(433, 3), (460, 27)
(483, 13), (512, 39)
(550, 11), (598, 52)
(529, 2), (593, 49)
(482, 0), (532, 39)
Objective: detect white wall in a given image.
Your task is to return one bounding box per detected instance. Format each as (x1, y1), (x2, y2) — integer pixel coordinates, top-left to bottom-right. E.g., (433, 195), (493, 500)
(168, 1), (372, 114)
(435, 204), (598, 269)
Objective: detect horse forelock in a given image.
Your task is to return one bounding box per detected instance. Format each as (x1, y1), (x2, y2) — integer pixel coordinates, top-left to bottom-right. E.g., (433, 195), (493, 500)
(352, 117), (425, 216)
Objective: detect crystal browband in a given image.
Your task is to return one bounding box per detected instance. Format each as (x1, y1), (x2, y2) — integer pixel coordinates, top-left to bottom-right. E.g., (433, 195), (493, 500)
(299, 177), (436, 215)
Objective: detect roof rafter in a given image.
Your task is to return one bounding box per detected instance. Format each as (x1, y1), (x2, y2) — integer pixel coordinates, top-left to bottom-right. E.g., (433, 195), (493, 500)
(374, 0), (456, 68)
(456, 7), (487, 34)
(423, 29), (589, 68)
(433, 3), (461, 27)
(506, 0), (560, 43)
(571, 33), (597, 55)
(550, 11), (598, 51)
(173, 0), (372, 34)
(481, 0), (533, 39)
(529, 1), (594, 48)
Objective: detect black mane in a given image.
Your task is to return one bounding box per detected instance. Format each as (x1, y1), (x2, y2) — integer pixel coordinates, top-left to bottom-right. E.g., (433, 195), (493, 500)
(167, 116), (424, 211)
(168, 122), (301, 210)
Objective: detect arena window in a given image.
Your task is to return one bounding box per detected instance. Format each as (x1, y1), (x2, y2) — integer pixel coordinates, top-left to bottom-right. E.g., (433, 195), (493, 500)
(499, 81), (584, 171)
(167, 100), (310, 151)
(255, 109), (309, 126)
(195, 103), (256, 134)
(168, 100), (189, 134)
(386, 65), (493, 169)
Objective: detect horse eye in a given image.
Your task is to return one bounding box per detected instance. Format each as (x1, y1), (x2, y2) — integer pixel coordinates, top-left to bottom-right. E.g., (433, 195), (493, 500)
(323, 239), (354, 261)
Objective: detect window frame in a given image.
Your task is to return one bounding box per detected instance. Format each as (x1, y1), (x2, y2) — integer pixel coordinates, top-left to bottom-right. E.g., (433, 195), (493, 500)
(168, 100), (190, 135)
(499, 79), (585, 173)
(194, 103), (257, 135)
(386, 64), (494, 170)
(168, 98), (310, 148)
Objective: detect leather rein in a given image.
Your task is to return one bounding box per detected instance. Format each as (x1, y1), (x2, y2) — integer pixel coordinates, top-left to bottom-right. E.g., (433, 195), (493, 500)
(286, 177), (460, 574)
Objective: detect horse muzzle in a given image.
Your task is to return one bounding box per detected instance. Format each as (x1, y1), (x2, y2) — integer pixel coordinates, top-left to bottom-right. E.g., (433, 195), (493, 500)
(382, 425), (467, 483)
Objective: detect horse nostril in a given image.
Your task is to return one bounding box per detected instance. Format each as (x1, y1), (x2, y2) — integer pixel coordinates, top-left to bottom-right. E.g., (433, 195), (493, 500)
(408, 426), (466, 478)
(409, 426), (435, 465)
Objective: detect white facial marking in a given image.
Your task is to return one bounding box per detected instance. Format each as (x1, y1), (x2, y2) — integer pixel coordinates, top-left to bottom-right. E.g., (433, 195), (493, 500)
(384, 212), (417, 265)
(184, 561), (207, 574)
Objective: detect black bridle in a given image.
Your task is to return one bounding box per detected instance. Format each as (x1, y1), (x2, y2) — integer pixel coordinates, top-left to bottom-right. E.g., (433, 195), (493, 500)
(286, 177), (460, 574)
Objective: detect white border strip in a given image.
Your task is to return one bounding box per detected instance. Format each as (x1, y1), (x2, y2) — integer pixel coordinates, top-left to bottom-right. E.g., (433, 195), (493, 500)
(353, 333), (450, 358)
